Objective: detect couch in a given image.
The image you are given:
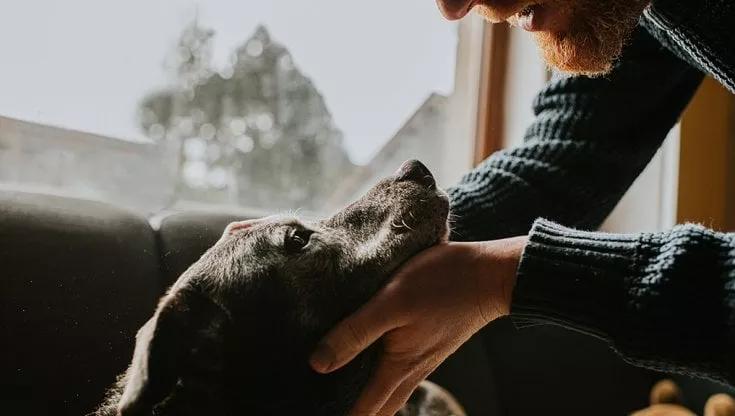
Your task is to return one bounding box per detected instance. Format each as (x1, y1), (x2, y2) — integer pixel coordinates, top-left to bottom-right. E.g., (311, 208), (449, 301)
(3, 189), (729, 415)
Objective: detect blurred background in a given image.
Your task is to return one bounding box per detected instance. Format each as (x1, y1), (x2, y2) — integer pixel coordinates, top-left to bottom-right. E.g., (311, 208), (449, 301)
(0, 0), (480, 216)
(1, 0), (734, 228)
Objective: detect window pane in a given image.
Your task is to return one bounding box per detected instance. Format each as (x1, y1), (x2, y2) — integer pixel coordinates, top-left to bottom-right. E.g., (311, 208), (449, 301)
(0, 0), (475, 215)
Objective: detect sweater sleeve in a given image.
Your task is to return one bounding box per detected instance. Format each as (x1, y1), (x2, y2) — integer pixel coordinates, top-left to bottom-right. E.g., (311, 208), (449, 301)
(513, 219), (735, 385)
(446, 26), (704, 242)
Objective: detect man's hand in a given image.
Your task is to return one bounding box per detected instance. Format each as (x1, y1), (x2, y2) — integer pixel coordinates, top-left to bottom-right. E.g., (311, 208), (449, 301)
(309, 237), (527, 416)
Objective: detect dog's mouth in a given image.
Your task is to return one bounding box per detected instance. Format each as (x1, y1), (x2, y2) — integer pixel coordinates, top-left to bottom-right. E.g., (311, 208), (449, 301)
(379, 187), (451, 288)
(390, 160), (450, 237)
(391, 204), (451, 241)
(390, 207), (443, 234)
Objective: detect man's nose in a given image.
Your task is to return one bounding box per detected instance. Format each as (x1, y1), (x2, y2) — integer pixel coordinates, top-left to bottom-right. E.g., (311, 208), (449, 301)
(436, 0), (476, 20)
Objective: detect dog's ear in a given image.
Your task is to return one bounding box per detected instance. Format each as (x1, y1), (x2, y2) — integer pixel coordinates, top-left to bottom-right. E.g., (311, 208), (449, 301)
(116, 286), (228, 415)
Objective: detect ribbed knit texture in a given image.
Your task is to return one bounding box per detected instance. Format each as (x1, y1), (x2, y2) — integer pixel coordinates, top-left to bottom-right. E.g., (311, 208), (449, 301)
(515, 220), (735, 384)
(642, 0), (735, 94)
(446, 1), (735, 384)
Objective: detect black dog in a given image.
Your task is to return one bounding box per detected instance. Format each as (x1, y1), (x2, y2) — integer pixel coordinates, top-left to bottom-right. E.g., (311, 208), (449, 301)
(94, 160), (463, 416)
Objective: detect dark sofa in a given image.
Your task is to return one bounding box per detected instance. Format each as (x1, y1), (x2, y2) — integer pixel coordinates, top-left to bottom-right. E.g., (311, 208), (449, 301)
(3, 189), (729, 415)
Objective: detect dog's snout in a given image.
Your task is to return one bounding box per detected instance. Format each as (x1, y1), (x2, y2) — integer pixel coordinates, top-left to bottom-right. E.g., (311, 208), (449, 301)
(395, 159), (435, 188)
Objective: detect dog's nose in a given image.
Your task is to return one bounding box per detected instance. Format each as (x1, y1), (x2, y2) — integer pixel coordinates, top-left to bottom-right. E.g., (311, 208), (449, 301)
(395, 159), (436, 188)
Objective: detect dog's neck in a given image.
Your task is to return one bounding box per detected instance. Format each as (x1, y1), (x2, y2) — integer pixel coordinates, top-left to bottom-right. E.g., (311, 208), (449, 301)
(94, 346), (379, 416)
(220, 313), (382, 416)
(93, 298), (381, 416)
(94, 282), (383, 416)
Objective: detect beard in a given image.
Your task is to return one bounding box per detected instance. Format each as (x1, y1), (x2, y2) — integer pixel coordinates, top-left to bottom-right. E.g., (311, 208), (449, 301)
(475, 0), (650, 76)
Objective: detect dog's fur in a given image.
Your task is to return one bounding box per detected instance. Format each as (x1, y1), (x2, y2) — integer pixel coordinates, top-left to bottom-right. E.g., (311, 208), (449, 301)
(93, 160), (465, 416)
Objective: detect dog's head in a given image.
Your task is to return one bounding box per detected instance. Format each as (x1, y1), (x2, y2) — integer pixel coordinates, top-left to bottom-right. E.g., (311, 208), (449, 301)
(114, 160), (450, 415)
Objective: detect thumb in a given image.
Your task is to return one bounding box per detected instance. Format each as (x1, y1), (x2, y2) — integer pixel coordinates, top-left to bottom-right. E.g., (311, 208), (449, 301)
(310, 290), (400, 374)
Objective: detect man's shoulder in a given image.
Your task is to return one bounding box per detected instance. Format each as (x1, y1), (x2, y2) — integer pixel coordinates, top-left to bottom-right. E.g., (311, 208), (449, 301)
(640, 0), (735, 93)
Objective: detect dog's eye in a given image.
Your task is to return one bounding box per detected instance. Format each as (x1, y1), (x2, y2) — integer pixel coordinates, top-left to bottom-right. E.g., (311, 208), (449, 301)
(284, 229), (312, 252)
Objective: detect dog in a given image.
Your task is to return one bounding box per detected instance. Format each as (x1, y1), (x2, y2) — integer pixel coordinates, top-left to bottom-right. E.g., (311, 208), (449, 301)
(93, 159), (465, 416)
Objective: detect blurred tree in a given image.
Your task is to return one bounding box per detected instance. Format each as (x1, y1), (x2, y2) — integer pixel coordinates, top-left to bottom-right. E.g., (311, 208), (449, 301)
(137, 20), (354, 211)
(138, 17), (216, 207)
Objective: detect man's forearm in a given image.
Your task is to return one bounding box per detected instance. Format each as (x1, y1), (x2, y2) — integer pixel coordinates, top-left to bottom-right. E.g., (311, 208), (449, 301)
(510, 219), (735, 385)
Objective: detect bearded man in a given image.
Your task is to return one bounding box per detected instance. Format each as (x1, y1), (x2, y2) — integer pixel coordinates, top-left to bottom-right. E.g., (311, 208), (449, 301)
(309, 1), (735, 415)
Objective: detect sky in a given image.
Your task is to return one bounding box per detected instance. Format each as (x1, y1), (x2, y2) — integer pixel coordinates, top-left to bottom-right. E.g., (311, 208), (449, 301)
(0, 0), (458, 164)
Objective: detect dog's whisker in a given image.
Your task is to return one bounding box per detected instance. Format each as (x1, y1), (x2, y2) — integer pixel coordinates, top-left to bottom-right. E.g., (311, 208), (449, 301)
(401, 219), (414, 231)
(447, 212), (461, 221)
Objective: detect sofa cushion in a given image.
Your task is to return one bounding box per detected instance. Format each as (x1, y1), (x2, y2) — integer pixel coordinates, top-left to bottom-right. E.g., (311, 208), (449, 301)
(152, 210), (256, 290)
(0, 191), (160, 415)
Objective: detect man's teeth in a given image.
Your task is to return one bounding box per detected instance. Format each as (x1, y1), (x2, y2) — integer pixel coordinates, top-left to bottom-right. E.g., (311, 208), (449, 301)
(519, 5), (534, 16)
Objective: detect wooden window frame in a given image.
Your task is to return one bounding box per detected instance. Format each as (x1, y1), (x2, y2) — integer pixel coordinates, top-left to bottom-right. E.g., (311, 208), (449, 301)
(473, 23), (510, 165)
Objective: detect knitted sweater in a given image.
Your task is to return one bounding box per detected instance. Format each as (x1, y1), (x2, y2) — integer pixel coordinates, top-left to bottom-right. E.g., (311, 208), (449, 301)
(447, 0), (735, 384)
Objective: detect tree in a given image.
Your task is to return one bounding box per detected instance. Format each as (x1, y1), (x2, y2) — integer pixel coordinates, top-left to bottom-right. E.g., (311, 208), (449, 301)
(228, 25), (353, 210)
(137, 21), (354, 212)
(138, 17), (217, 207)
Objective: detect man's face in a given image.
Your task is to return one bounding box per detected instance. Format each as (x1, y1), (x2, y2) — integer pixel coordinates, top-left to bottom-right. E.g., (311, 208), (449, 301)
(436, 0), (650, 76)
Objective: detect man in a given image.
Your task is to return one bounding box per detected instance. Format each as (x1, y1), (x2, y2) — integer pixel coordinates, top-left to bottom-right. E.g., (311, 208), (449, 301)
(310, 0), (735, 415)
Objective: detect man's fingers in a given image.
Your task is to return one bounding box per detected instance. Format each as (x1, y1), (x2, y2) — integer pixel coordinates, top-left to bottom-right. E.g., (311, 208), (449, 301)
(310, 319), (381, 374)
(310, 288), (402, 373)
(376, 368), (434, 416)
(346, 355), (413, 416)
(375, 379), (420, 416)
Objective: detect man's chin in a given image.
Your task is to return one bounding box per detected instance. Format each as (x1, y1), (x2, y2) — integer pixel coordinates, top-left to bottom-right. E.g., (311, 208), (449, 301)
(481, 0), (649, 77)
(533, 31), (621, 77)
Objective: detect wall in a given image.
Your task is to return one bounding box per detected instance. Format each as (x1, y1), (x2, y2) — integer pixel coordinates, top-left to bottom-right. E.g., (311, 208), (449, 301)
(500, 29), (548, 150)
(440, 15), (487, 187)
(601, 128), (681, 233)
(676, 77), (735, 231)
(0, 115), (171, 214)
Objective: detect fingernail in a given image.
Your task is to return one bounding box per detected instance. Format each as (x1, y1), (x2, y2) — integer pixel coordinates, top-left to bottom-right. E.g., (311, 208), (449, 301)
(310, 343), (336, 373)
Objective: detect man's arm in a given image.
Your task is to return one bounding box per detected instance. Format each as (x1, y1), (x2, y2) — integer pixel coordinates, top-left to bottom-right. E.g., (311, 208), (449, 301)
(446, 26), (735, 383)
(447, 26), (704, 242)
(514, 219), (735, 385)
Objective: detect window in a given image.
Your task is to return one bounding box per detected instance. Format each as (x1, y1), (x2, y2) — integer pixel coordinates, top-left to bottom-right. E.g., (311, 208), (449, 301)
(0, 1), (484, 215)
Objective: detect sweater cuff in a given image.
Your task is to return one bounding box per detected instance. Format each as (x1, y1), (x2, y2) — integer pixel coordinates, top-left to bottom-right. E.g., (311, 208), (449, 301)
(510, 219), (640, 341)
